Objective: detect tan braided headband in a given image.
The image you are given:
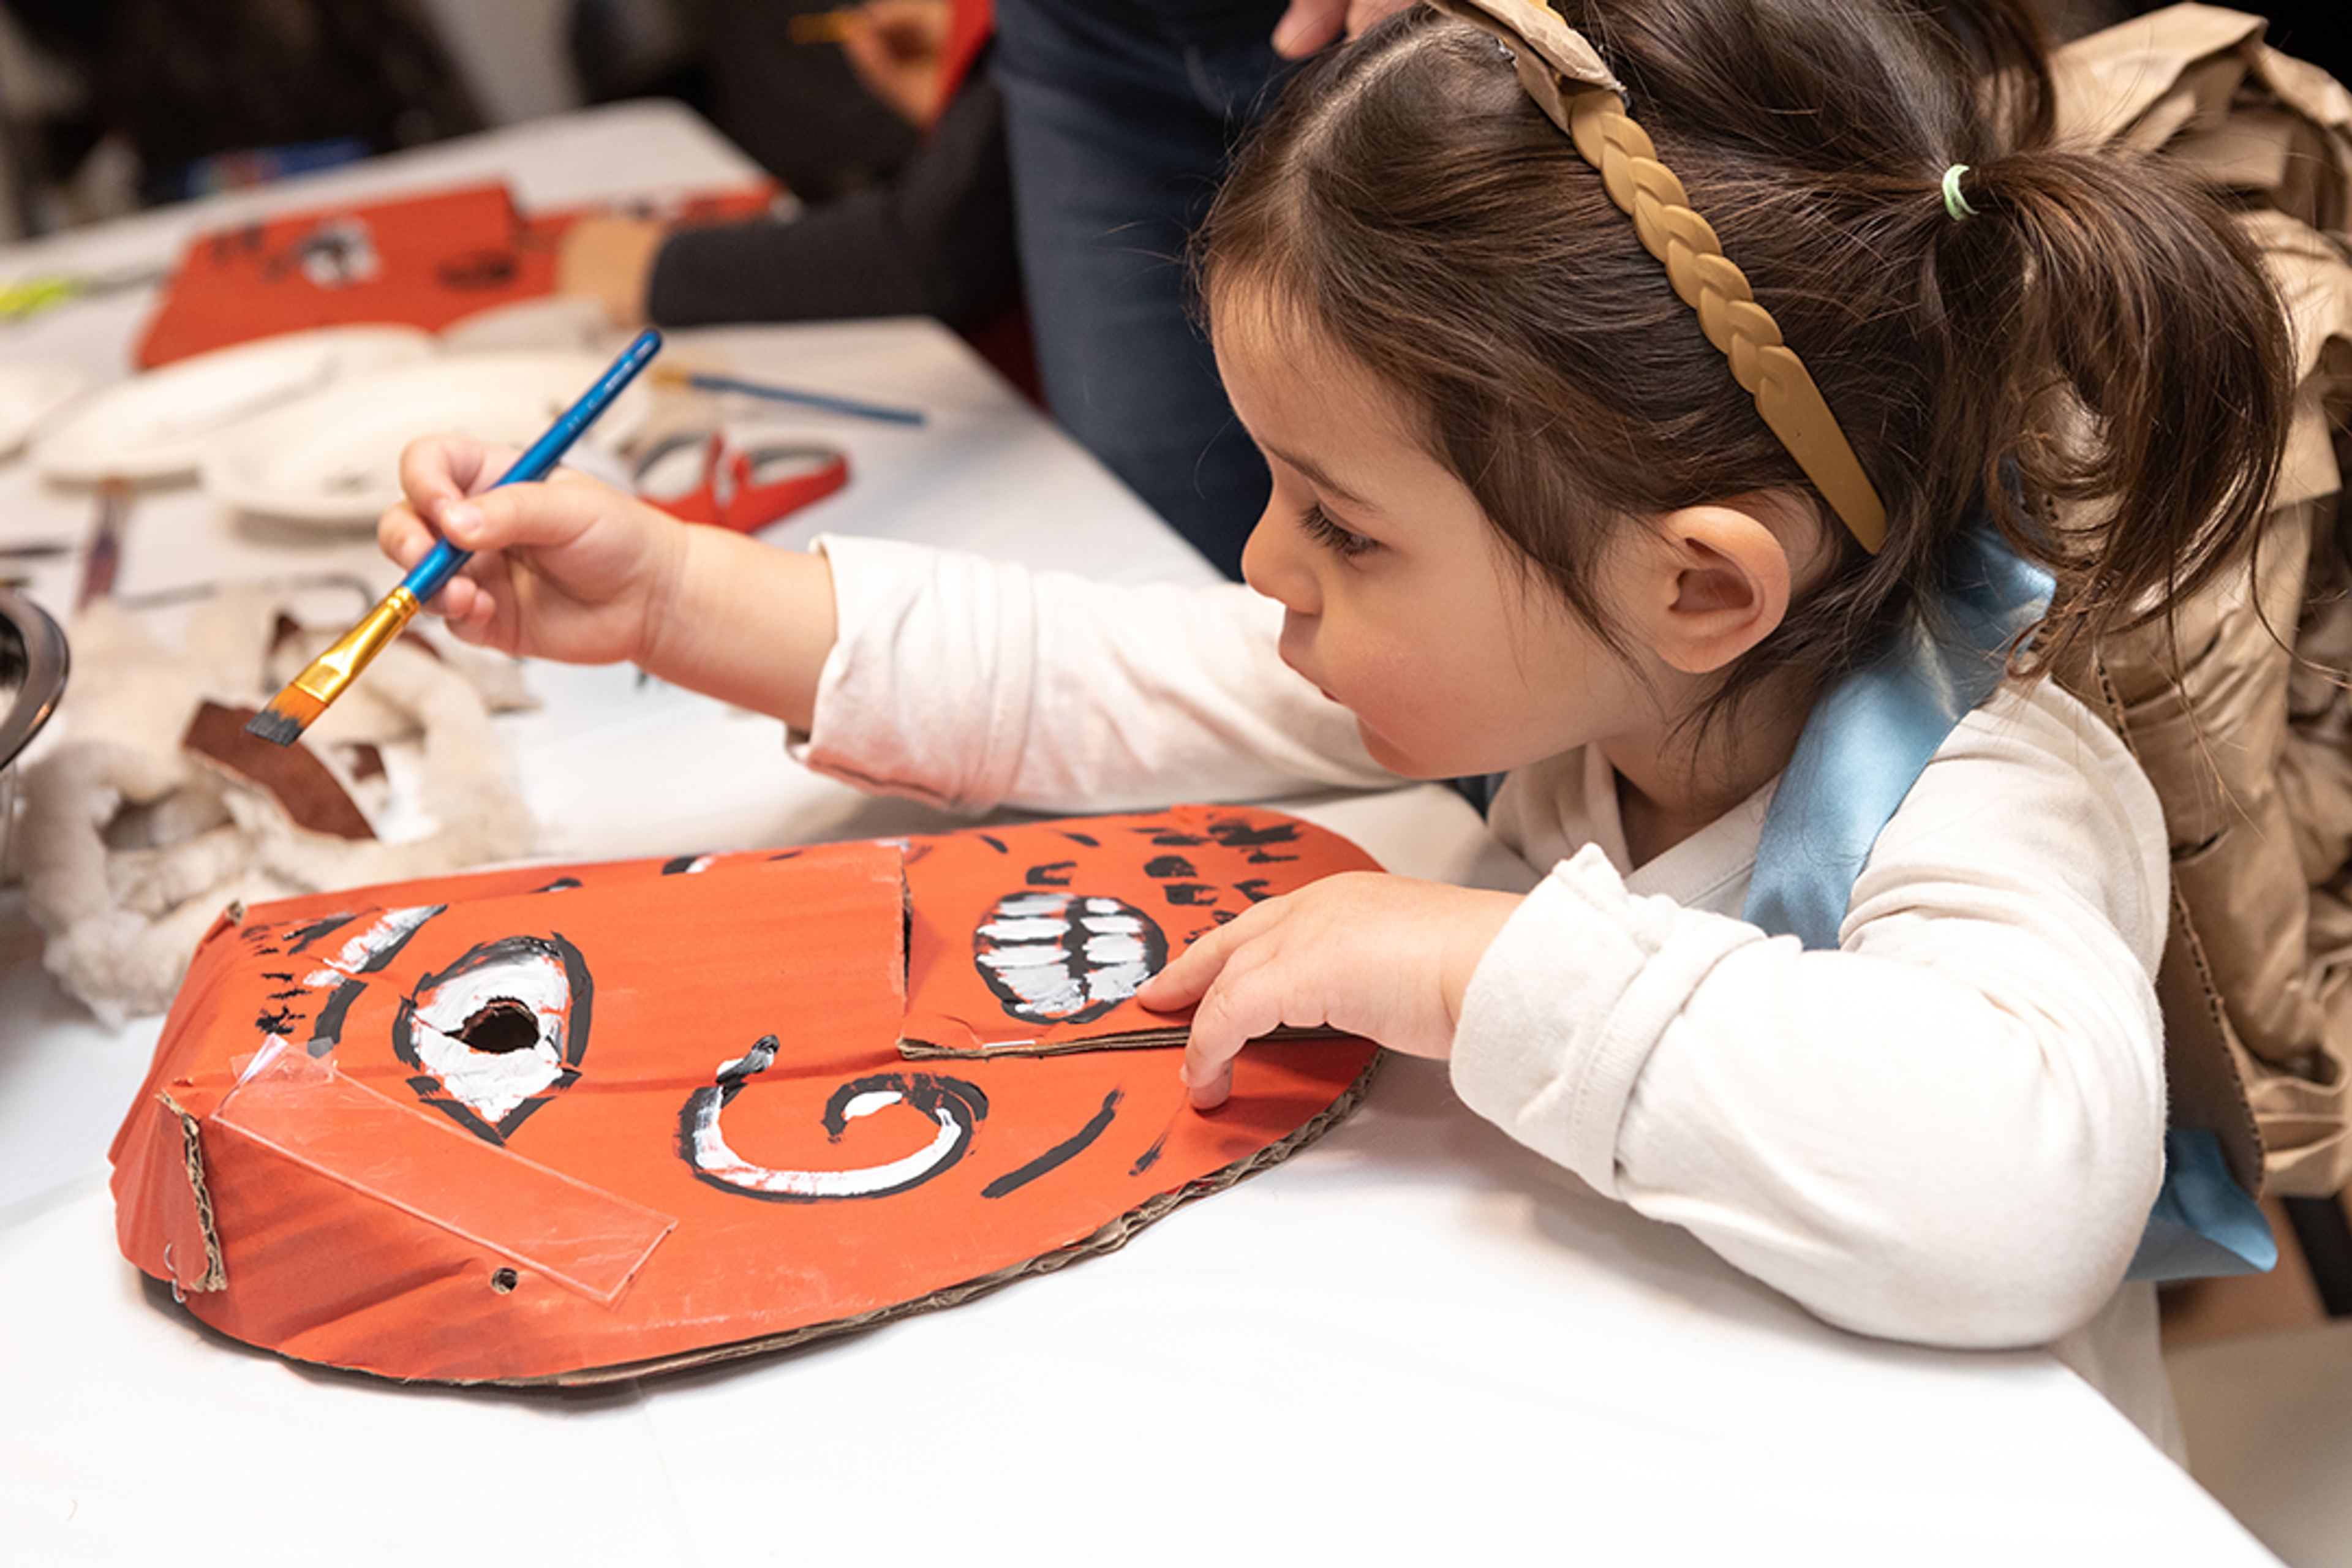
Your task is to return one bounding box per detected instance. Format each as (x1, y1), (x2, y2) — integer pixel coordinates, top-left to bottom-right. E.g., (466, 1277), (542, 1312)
(1423, 0), (1889, 552)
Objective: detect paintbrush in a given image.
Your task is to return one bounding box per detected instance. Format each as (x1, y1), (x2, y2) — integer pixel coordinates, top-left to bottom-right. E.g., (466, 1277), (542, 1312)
(650, 364), (925, 426)
(75, 478), (131, 610)
(246, 328), (664, 747)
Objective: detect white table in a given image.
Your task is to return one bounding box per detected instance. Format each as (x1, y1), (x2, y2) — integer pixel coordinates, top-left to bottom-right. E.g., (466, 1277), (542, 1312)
(0, 103), (2283, 1566)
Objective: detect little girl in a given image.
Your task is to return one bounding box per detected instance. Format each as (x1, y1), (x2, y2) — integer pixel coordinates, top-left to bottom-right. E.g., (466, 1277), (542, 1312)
(381, 0), (2290, 1437)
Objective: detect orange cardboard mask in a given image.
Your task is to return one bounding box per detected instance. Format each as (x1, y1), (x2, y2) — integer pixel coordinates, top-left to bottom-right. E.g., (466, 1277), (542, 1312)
(108, 806), (1382, 1384)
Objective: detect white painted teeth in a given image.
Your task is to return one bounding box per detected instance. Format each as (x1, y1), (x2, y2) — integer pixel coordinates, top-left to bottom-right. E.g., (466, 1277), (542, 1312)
(972, 892), (1167, 1027)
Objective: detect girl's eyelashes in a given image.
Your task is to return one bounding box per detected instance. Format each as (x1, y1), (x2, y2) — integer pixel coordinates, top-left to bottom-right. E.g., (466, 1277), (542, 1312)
(1299, 502), (1376, 557)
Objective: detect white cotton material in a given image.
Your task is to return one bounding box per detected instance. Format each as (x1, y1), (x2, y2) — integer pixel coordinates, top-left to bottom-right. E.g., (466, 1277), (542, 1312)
(17, 593), (536, 1022)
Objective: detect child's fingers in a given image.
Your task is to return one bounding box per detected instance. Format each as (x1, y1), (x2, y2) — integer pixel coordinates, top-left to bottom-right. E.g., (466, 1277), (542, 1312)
(432, 575), (495, 635)
(1138, 924), (1248, 1109)
(1180, 1060), (1237, 1112)
(397, 433), (514, 518)
(1134, 923), (1233, 1013)
(374, 485), (494, 607)
(377, 447), (526, 634)
(1176, 1001), (1238, 1107)
(1137, 916), (1254, 1105)
(1178, 966), (1291, 1111)
(385, 434), (515, 598)
(374, 502), (491, 626)
(417, 470), (616, 559)
(375, 500), (439, 575)
(1139, 902), (1302, 1109)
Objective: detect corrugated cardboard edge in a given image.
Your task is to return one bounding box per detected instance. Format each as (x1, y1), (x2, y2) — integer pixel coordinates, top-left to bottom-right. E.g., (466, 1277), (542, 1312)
(158, 1090), (228, 1294)
(898, 1023), (1336, 1060)
(484, 1048), (1384, 1387)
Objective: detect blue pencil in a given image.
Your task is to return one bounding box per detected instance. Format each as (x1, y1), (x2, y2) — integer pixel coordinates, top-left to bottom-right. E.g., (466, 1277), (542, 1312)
(655, 365), (926, 426)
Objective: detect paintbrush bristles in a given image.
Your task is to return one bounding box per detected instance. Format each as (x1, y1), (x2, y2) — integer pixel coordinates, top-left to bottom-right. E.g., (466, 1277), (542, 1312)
(241, 701), (314, 748)
(244, 586), (422, 747)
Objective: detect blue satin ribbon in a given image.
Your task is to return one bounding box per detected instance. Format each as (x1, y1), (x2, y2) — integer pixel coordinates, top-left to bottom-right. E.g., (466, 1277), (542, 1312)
(1741, 523), (2273, 1283)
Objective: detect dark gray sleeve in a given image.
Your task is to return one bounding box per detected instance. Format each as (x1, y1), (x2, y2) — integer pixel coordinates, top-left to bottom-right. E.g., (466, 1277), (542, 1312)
(644, 75), (1019, 328)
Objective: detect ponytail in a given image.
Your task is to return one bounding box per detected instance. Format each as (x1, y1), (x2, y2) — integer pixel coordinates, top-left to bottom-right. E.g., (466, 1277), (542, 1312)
(1924, 145), (2293, 674)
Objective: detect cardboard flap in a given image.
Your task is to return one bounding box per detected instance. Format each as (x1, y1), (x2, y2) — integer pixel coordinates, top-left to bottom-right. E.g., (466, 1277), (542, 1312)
(111, 1091), (228, 1297)
(894, 805), (1382, 1058)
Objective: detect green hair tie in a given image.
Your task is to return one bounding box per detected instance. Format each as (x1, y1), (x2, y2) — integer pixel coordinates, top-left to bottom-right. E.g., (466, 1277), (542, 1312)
(1942, 164), (1978, 222)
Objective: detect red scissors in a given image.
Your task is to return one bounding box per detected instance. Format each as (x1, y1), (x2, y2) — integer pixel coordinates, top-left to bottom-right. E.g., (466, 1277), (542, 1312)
(632, 431), (850, 533)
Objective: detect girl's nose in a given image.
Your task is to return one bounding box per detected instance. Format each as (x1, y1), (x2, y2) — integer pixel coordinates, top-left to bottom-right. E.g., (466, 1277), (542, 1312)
(1240, 509), (1318, 616)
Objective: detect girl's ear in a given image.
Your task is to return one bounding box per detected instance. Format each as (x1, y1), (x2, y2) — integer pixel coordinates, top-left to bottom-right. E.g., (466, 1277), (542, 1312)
(1637, 503), (1796, 676)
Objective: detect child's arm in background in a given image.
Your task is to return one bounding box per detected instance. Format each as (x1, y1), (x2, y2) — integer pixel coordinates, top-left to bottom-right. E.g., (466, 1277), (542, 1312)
(379, 434), (838, 729)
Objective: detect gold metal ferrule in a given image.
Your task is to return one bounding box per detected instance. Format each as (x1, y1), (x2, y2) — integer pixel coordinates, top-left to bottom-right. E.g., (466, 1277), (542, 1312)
(293, 584), (423, 704)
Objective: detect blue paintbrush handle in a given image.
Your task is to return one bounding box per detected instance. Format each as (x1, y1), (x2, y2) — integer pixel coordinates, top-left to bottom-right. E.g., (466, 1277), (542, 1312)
(401, 326), (665, 603)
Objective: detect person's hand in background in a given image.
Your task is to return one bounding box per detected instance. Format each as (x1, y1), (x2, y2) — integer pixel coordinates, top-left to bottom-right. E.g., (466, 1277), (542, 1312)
(836, 0), (957, 126)
(1270, 0), (1416, 58)
(556, 213), (669, 328)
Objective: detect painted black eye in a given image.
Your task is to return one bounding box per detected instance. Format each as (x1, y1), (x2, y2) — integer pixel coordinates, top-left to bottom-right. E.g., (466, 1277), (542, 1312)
(972, 892), (1166, 1027)
(393, 935), (593, 1142)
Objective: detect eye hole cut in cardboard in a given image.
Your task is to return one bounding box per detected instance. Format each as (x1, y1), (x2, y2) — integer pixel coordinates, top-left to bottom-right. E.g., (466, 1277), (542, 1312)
(108, 805), (1384, 1384)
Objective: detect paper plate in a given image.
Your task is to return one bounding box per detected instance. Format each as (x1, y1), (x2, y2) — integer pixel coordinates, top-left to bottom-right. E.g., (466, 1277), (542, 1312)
(32, 325), (435, 483)
(438, 295), (612, 354)
(201, 350), (656, 525)
(0, 362), (90, 457)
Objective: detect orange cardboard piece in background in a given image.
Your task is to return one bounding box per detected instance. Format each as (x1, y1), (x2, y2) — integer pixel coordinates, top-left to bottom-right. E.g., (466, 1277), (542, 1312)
(133, 180), (778, 368)
(109, 807), (1382, 1384)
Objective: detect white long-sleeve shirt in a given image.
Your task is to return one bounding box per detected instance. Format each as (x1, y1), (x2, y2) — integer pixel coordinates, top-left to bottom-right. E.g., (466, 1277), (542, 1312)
(791, 535), (2175, 1431)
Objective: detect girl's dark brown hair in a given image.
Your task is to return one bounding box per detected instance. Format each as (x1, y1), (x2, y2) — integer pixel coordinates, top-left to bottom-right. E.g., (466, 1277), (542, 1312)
(1197, 0), (2293, 722)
